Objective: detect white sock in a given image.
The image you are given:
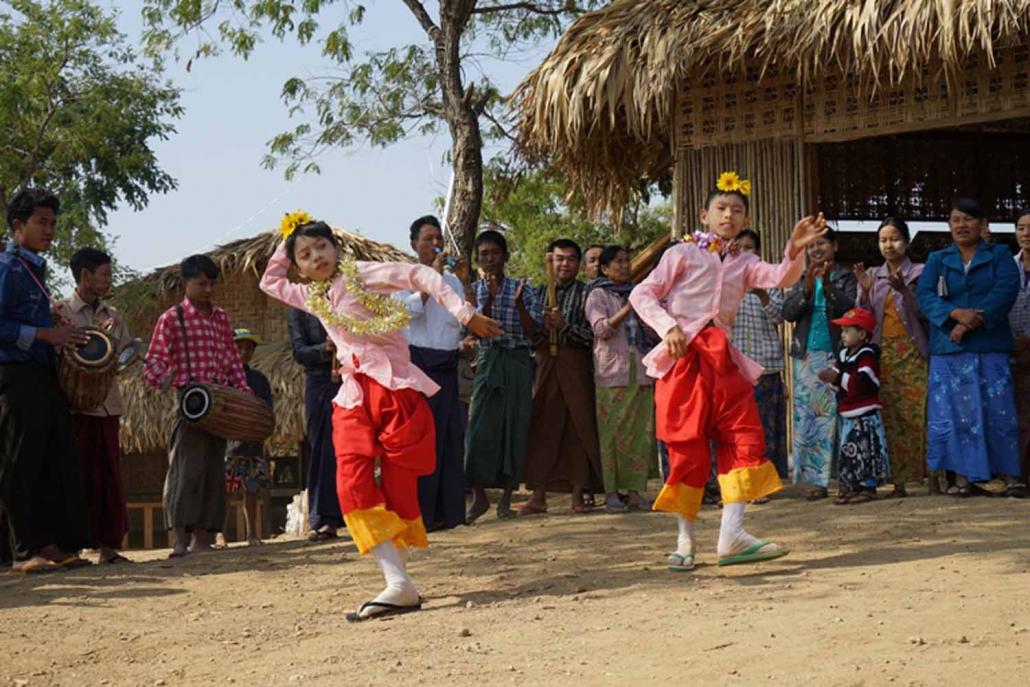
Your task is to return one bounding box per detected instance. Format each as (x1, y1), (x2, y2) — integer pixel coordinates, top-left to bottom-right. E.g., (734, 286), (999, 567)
(676, 516), (695, 556)
(717, 502), (761, 557)
(363, 541), (419, 615)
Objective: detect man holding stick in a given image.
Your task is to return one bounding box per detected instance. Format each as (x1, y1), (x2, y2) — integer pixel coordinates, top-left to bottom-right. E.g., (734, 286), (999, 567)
(520, 239), (602, 515)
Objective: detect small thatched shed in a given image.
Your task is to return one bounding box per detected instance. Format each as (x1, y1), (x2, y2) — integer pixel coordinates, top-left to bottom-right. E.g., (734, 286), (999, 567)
(515, 0), (1030, 257)
(111, 227), (412, 535)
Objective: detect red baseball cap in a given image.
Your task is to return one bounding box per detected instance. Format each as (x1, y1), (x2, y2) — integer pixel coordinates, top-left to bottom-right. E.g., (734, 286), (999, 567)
(830, 308), (876, 334)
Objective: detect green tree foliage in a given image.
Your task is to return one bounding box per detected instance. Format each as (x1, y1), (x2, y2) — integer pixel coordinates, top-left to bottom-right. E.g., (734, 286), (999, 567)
(480, 160), (671, 285)
(0, 0), (183, 271)
(140, 0), (604, 256)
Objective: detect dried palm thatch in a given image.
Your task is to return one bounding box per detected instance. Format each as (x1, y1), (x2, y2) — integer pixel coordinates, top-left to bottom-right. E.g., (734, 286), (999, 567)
(137, 226), (413, 296)
(514, 0), (1030, 217)
(118, 340), (307, 458)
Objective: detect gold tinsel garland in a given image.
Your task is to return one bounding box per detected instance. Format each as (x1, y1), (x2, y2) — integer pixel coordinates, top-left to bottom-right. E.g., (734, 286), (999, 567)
(304, 256), (411, 336)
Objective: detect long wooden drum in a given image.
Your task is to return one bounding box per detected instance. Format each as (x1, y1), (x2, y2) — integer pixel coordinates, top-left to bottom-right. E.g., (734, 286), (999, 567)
(180, 382), (274, 443)
(59, 326), (117, 411)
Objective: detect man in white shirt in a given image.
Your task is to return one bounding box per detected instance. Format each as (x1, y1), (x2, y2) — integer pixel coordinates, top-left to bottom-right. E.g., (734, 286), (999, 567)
(397, 215), (472, 531)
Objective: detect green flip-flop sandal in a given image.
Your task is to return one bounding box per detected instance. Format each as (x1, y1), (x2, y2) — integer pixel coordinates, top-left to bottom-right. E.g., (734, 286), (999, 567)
(666, 552), (695, 572)
(717, 540), (788, 567)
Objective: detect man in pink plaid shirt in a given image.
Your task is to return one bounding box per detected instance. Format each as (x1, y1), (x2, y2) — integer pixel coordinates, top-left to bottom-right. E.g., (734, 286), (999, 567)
(144, 254), (251, 558)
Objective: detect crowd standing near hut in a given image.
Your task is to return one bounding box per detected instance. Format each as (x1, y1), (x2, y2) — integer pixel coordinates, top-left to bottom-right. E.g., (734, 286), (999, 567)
(3, 179), (1030, 596)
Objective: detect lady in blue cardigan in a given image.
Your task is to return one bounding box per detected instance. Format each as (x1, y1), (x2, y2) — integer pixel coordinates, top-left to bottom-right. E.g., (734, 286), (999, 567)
(917, 198), (1022, 496)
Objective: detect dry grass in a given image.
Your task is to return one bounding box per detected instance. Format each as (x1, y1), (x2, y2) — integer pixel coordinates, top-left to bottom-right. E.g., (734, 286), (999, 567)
(514, 0), (1030, 218)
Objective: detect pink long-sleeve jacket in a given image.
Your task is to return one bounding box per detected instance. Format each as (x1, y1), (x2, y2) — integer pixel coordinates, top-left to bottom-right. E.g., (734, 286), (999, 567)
(629, 239), (805, 384)
(260, 243), (476, 408)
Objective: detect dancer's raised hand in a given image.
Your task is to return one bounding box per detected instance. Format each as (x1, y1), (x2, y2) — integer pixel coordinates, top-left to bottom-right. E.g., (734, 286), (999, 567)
(789, 213), (829, 255)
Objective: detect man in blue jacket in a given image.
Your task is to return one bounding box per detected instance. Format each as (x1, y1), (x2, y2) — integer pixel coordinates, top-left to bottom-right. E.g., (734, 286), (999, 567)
(0, 188), (93, 572)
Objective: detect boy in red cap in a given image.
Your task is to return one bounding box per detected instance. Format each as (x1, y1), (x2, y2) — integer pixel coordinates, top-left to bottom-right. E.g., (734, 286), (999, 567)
(818, 308), (891, 504)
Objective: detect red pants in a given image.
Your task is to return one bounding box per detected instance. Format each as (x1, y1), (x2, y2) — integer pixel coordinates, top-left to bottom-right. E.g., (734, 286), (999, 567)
(72, 415), (128, 549)
(332, 375), (436, 554)
(653, 327), (781, 520)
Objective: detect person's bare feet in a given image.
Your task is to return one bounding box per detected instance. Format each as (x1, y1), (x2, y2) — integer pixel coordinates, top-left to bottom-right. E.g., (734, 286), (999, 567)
(11, 555), (59, 574)
(247, 537), (264, 547)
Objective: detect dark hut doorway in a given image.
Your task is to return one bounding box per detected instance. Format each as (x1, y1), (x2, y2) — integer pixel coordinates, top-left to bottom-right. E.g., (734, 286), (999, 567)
(814, 118), (1030, 265)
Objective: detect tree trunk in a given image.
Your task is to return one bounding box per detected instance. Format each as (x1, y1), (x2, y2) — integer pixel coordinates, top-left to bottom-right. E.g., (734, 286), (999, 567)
(436, 1), (483, 260)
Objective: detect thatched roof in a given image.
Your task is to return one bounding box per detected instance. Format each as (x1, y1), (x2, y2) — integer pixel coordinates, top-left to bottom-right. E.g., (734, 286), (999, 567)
(137, 226), (412, 296)
(118, 340), (304, 457)
(514, 0), (1030, 216)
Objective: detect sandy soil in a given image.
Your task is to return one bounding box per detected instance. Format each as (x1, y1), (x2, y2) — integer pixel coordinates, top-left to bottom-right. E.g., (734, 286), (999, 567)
(2, 485), (1029, 686)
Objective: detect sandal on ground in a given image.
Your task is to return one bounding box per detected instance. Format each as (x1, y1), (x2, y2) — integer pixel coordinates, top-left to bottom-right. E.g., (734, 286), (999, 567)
(307, 529), (338, 542)
(846, 491), (876, 505)
(626, 497), (652, 511)
(604, 501), (628, 514)
(833, 491), (853, 506)
(717, 540), (789, 567)
(496, 506), (517, 520)
(750, 496), (771, 505)
(1005, 482), (1028, 498)
(666, 552), (695, 572)
(57, 555), (92, 570)
(973, 479), (1007, 496)
(806, 487), (829, 501)
(167, 550), (189, 559)
(570, 501), (594, 514)
(11, 557), (59, 575)
(103, 553), (131, 564)
(345, 599), (423, 623)
(945, 485), (960, 496)
(954, 484), (972, 498)
(882, 484), (907, 499)
(516, 502), (548, 517)
(582, 494), (597, 508)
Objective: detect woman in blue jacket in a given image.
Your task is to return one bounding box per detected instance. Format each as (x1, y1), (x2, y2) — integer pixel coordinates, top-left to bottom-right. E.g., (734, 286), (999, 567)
(917, 198), (1022, 496)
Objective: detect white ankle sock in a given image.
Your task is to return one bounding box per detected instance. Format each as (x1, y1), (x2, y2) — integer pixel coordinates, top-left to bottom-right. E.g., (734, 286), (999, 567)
(676, 516), (695, 556)
(364, 541), (419, 614)
(717, 502), (760, 557)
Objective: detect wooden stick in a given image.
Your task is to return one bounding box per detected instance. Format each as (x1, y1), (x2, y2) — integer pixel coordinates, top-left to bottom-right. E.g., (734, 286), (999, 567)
(546, 253), (558, 357)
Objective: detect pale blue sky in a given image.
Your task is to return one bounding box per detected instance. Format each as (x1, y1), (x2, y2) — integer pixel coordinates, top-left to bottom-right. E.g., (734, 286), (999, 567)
(106, 2), (547, 273)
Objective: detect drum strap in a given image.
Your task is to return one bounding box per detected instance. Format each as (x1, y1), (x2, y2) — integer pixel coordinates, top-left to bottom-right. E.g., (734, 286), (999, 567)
(17, 256), (51, 303)
(176, 305), (194, 383)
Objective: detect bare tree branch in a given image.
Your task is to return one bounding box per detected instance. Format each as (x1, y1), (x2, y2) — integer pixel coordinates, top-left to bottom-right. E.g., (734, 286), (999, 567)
(469, 1), (570, 16)
(400, 0), (440, 39)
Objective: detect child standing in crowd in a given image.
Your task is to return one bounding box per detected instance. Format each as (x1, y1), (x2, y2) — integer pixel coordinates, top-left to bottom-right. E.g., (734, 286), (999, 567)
(221, 329), (273, 546)
(144, 254), (252, 558)
(0, 188), (93, 573)
(464, 230), (541, 521)
(818, 308), (891, 504)
(630, 171), (827, 571)
(260, 213), (500, 621)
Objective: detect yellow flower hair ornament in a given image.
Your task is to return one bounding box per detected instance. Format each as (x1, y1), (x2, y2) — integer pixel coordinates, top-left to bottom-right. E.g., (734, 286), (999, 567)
(280, 210), (314, 240)
(716, 171), (752, 197)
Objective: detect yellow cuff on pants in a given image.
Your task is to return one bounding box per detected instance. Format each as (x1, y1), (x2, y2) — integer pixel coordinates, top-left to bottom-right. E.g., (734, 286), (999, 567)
(651, 482), (705, 521)
(343, 505), (428, 555)
(718, 461), (782, 504)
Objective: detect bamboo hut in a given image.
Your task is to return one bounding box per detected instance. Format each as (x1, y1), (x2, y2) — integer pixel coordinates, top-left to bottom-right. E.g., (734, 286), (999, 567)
(514, 0), (1030, 259)
(112, 227), (411, 547)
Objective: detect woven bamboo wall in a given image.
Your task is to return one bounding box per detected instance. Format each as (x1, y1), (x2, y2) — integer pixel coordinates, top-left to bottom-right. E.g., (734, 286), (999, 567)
(676, 45), (1030, 150)
(671, 139), (816, 262)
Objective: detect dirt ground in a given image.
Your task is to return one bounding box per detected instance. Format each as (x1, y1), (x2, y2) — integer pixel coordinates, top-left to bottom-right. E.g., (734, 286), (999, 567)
(2, 484), (1029, 686)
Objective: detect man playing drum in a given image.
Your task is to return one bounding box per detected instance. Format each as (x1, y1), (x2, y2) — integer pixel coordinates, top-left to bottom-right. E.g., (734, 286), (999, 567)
(144, 254), (252, 559)
(56, 248), (133, 564)
(0, 188), (93, 573)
